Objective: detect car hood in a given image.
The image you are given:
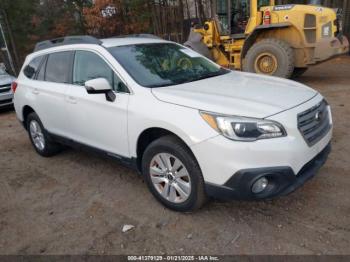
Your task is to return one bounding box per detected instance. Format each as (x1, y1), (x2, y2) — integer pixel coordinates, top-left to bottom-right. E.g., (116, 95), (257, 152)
(151, 71), (317, 118)
(0, 74), (15, 85)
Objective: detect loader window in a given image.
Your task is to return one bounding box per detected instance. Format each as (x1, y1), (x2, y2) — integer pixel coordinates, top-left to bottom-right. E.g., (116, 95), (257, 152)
(216, 0), (250, 34)
(258, 0), (270, 8)
(231, 0), (250, 34)
(108, 43), (229, 88)
(217, 0), (230, 33)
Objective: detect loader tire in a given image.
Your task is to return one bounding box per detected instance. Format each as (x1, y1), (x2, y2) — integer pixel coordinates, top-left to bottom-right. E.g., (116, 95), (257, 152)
(243, 38), (295, 79)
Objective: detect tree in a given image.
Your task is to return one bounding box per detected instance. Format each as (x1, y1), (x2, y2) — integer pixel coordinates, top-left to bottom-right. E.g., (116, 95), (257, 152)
(83, 0), (152, 37)
(0, 0), (39, 70)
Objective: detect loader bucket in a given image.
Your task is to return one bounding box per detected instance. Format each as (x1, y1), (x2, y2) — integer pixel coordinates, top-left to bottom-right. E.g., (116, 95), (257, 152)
(184, 30), (214, 60)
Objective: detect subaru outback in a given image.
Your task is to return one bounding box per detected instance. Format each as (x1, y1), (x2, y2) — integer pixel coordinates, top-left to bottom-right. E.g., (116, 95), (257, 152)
(13, 35), (332, 211)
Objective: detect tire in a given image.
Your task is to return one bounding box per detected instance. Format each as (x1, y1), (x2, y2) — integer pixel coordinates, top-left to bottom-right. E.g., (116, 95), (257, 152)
(291, 67), (308, 79)
(243, 38), (295, 78)
(141, 135), (207, 212)
(26, 112), (62, 157)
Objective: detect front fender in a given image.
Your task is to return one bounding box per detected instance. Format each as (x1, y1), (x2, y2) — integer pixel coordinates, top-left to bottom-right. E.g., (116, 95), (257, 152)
(242, 22), (292, 59)
(127, 91), (218, 158)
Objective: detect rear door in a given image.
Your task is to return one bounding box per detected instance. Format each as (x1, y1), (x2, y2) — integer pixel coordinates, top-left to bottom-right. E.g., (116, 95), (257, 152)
(65, 50), (130, 157)
(32, 51), (74, 137)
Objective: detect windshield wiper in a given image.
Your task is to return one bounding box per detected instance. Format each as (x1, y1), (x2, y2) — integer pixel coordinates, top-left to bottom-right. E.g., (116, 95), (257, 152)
(149, 68), (229, 88)
(148, 77), (195, 88)
(193, 68), (229, 82)
(148, 82), (177, 88)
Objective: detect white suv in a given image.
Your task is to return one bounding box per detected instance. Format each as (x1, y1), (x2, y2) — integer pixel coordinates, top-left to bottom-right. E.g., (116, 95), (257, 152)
(13, 35), (332, 211)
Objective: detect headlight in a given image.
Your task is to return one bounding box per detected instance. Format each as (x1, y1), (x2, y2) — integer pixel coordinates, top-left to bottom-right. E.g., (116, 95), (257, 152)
(200, 111), (286, 141)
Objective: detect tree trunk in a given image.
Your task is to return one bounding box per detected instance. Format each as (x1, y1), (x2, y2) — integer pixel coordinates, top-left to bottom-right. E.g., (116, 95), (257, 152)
(179, 0), (185, 42)
(1, 10), (19, 73)
(185, 0), (191, 19)
(197, 0), (206, 23)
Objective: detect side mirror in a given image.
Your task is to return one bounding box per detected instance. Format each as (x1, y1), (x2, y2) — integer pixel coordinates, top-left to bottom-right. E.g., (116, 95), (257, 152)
(85, 78), (116, 102)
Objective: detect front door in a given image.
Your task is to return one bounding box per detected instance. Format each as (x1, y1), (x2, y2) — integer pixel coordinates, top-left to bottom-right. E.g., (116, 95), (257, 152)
(65, 50), (130, 157)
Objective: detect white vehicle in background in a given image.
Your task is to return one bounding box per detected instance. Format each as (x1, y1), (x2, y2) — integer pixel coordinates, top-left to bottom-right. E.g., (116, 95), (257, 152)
(0, 67), (15, 108)
(13, 35), (332, 211)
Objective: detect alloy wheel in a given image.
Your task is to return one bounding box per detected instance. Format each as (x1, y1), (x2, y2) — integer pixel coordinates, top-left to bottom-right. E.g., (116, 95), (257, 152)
(29, 120), (45, 151)
(149, 153), (191, 204)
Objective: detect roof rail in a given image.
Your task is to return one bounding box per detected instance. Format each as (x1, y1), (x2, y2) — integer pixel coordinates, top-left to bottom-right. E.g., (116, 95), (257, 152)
(114, 34), (162, 40)
(34, 35), (103, 52)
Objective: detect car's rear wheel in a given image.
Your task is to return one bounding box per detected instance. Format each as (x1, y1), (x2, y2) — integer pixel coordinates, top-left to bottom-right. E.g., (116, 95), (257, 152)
(27, 112), (62, 157)
(142, 135), (207, 212)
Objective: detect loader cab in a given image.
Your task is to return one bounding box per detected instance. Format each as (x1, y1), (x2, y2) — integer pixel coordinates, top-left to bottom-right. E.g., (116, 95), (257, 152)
(215, 0), (275, 36)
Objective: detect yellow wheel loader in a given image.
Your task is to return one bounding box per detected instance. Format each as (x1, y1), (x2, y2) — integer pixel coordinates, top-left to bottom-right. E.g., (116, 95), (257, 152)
(185, 0), (349, 78)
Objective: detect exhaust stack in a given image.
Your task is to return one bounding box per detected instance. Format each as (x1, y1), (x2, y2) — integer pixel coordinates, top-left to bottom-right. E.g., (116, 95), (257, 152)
(308, 0), (321, 5)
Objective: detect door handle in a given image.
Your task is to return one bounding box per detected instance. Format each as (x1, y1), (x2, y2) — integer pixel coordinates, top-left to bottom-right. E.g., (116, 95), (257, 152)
(32, 88), (39, 95)
(67, 96), (77, 104)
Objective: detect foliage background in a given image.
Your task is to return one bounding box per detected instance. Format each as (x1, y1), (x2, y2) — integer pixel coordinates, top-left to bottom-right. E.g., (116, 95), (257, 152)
(0, 0), (209, 71)
(0, 0), (348, 74)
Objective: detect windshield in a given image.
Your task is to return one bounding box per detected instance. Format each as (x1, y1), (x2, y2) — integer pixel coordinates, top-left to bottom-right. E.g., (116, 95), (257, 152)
(0, 68), (6, 75)
(108, 43), (229, 88)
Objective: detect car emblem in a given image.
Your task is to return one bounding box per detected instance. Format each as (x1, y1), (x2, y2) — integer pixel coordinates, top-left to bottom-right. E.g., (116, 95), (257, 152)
(315, 111), (323, 122)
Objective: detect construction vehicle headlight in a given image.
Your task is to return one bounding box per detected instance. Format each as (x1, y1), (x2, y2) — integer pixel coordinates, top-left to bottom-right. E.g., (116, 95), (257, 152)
(200, 112), (286, 141)
(322, 24), (331, 37)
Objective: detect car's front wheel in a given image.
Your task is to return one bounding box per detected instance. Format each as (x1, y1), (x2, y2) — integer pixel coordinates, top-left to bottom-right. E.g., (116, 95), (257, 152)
(26, 112), (62, 157)
(142, 136), (207, 212)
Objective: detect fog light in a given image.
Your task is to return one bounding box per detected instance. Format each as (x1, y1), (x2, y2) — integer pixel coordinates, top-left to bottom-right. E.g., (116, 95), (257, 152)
(252, 177), (268, 194)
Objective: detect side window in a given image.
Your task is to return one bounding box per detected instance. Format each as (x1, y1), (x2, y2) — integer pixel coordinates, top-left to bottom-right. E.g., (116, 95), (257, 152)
(45, 51), (73, 83)
(23, 56), (44, 79)
(73, 50), (129, 93)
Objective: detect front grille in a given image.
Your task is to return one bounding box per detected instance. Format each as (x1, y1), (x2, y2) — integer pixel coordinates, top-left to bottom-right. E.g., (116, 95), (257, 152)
(304, 14), (316, 43)
(304, 30), (316, 43)
(0, 84), (11, 93)
(304, 14), (316, 28)
(298, 100), (331, 146)
(0, 98), (12, 105)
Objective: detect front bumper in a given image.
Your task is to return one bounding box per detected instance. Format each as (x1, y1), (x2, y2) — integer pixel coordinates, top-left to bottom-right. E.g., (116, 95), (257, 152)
(313, 35), (349, 63)
(190, 94), (332, 200)
(205, 143), (331, 200)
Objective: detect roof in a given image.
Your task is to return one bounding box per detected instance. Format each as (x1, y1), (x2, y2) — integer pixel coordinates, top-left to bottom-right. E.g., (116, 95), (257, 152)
(100, 37), (168, 48)
(33, 35), (169, 53)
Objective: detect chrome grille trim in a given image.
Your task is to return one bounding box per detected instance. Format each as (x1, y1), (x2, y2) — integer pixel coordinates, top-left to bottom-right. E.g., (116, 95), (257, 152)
(298, 100), (331, 146)
(0, 85), (11, 93)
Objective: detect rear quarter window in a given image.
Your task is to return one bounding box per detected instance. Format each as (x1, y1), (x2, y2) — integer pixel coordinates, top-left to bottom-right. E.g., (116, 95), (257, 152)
(23, 56), (44, 79)
(36, 56), (47, 81)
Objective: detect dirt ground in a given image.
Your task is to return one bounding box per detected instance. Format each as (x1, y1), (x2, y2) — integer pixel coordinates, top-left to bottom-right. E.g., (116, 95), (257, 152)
(0, 57), (350, 255)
